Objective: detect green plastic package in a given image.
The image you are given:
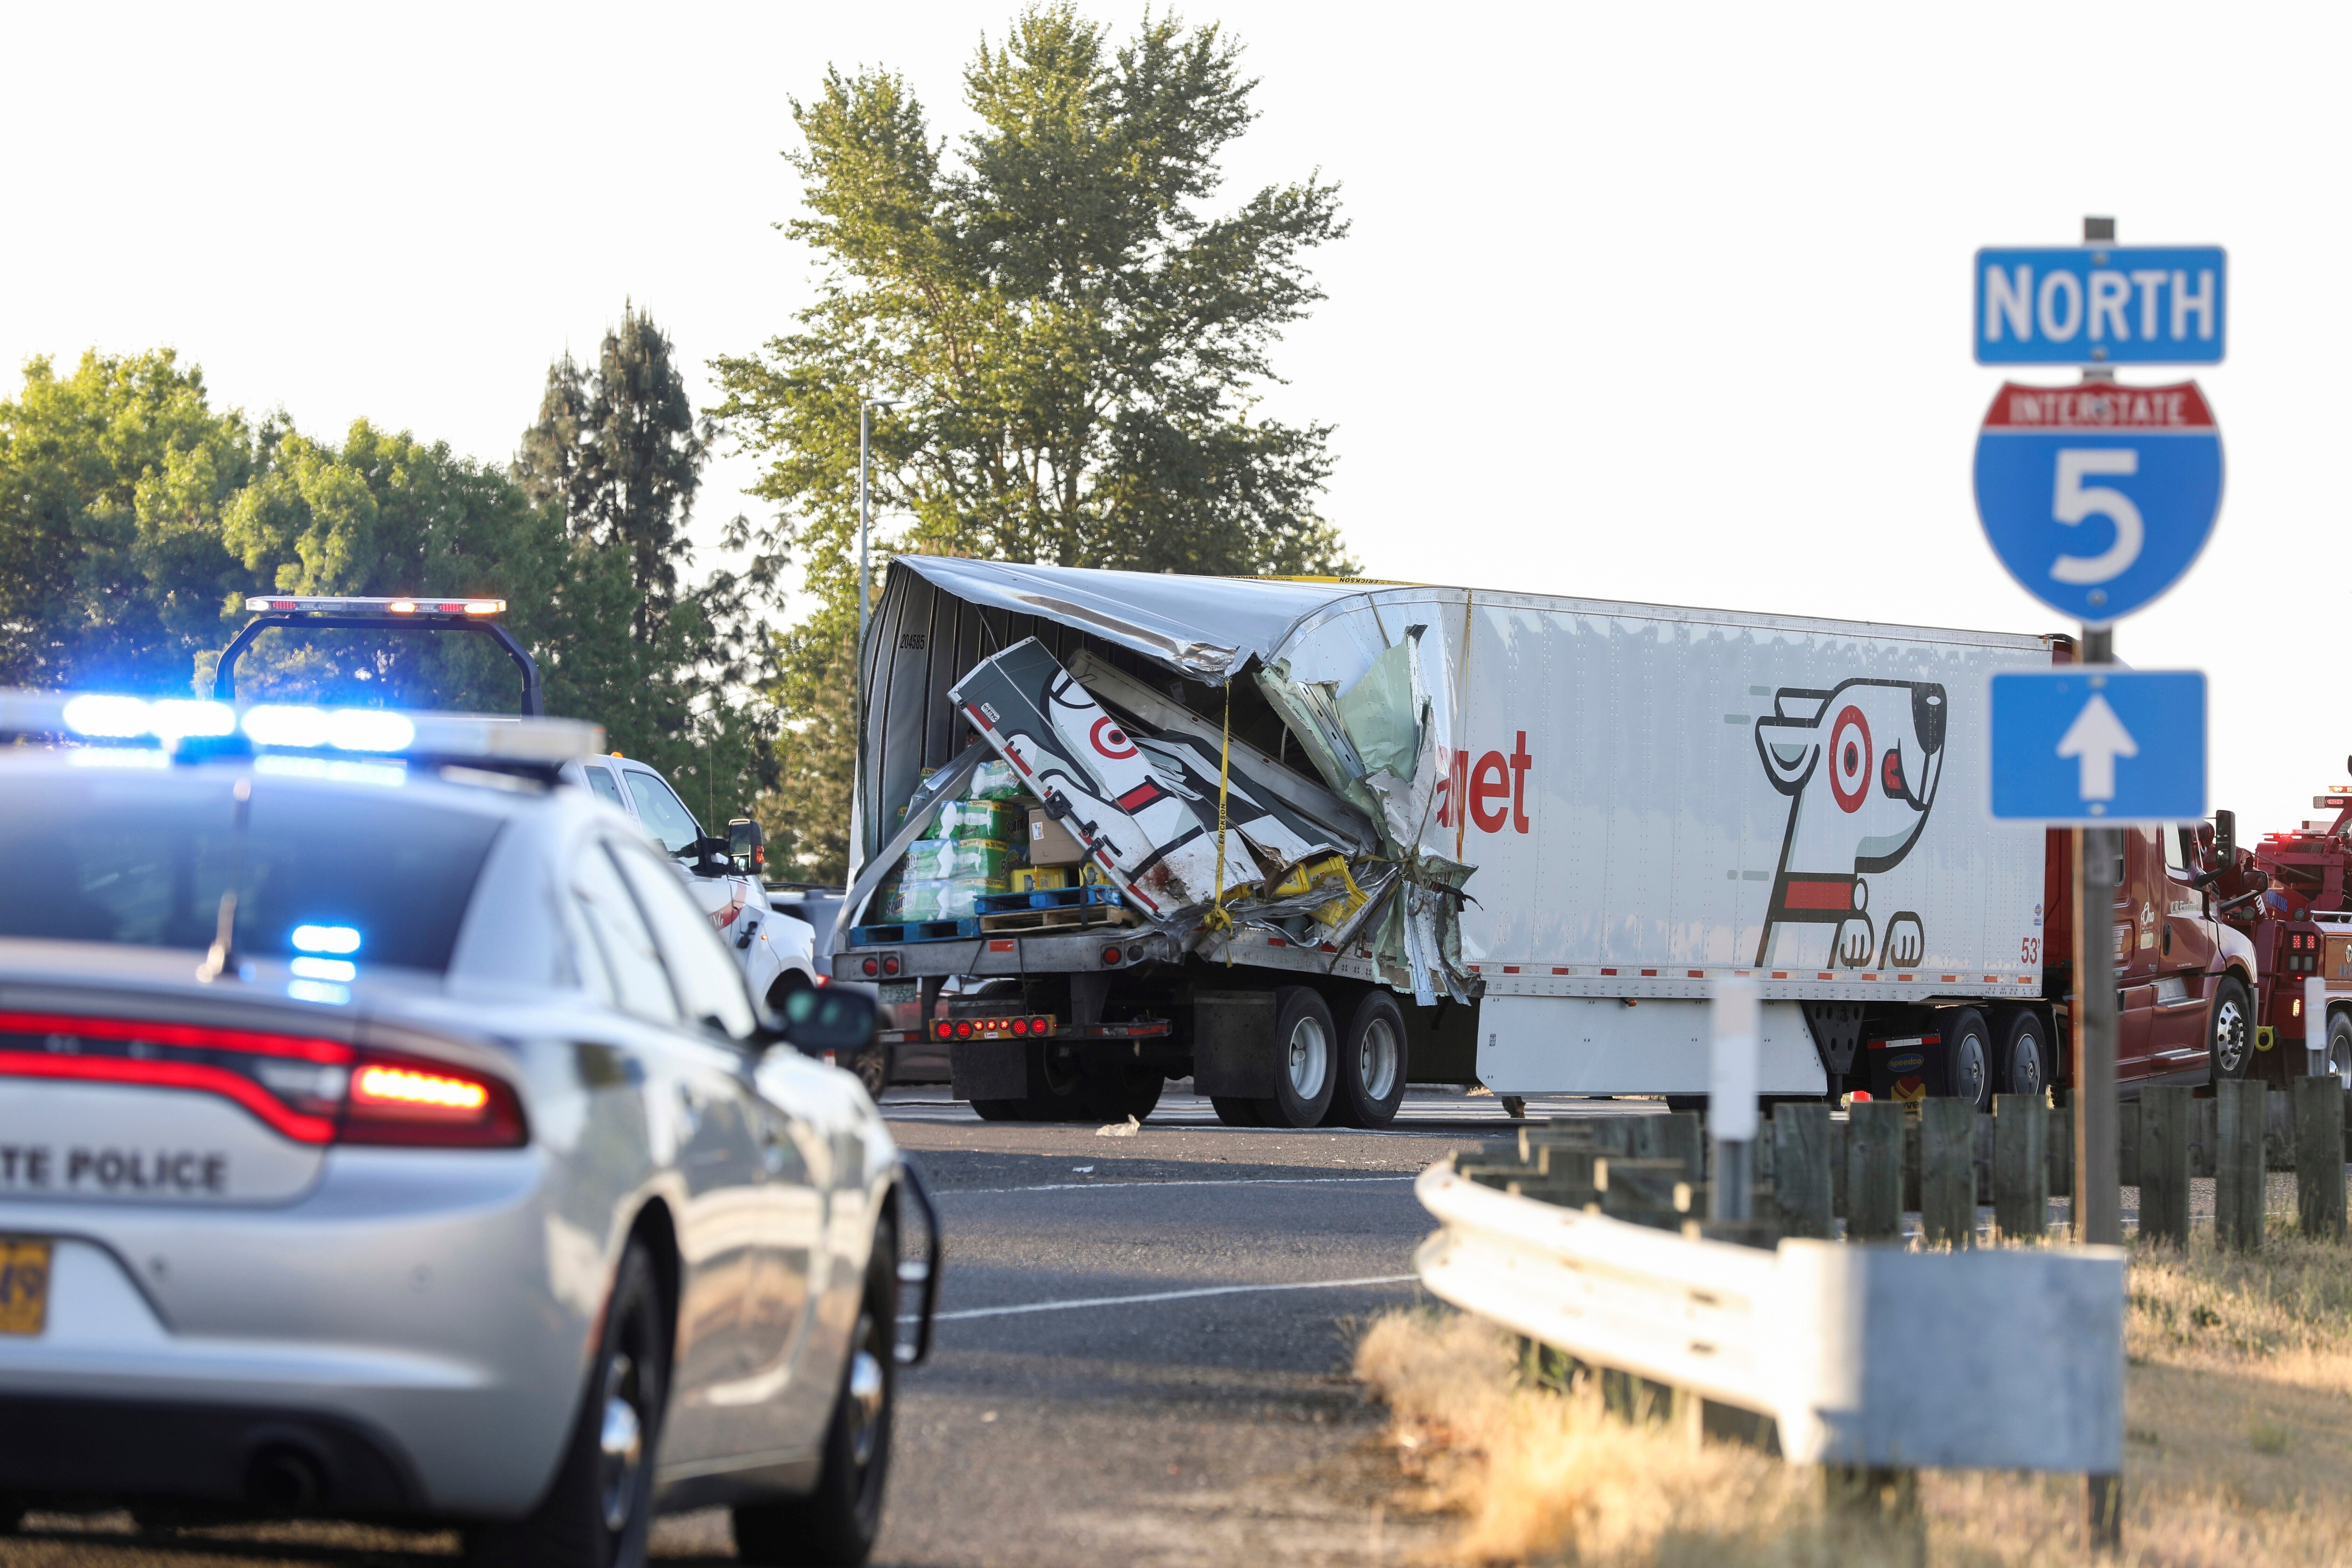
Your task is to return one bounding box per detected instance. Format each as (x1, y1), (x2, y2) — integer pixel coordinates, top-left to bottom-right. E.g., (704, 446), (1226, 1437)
(966, 758), (1027, 801)
(899, 838), (1016, 884)
(931, 799), (1023, 842)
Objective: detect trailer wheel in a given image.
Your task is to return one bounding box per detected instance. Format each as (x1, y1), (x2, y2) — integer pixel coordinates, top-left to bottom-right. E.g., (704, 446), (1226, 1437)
(1255, 987), (1338, 1128)
(970, 1099), (1028, 1121)
(1211, 1097), (1263, 1127)
(1942, 1007), (1993, 1111)
(1996, 1010), (2046, 1099)
(1326, 991), (1408, 1129)
(1079, 1064), (1163, 1123)
(2209, 977), (2252, 1082)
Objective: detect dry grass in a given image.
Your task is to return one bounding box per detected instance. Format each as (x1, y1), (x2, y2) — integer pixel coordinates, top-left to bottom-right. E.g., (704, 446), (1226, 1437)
(1354, 1215), (2352, 1566)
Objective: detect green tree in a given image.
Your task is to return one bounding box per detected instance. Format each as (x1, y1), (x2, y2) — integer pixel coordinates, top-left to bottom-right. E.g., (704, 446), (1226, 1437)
(0, 349), (257, 693)
(712, 4), (1356, 878)
(517, 307), (778, 826)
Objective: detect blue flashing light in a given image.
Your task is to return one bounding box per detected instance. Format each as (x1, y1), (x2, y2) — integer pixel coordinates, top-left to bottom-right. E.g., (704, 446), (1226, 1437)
(286, 979), (353, 1006)
(289, 956), (358, 982)
(290, 924), (362, 955)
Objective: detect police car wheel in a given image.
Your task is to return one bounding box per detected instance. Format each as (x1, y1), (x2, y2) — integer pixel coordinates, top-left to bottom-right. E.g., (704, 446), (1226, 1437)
(466, 1240), (667, 1568)
(734, 1216), (897, 1566)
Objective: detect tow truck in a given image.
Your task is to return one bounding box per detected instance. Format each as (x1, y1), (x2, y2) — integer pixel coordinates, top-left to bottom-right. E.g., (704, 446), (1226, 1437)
(2221, 777), (2352, 1083)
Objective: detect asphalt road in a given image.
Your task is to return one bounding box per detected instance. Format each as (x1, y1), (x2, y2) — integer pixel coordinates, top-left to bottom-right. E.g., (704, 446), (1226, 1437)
(4, 1088), (1622, 1568)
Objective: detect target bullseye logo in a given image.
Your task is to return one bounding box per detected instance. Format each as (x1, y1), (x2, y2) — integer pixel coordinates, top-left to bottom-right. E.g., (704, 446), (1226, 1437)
(1090, 717), (1138, 760)
(1828, 705), (1871, 814)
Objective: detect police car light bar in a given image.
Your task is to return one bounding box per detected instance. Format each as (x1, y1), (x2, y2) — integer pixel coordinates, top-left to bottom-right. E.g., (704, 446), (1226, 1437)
(243, 595), (507, 616)
(0, 689), (602, 765)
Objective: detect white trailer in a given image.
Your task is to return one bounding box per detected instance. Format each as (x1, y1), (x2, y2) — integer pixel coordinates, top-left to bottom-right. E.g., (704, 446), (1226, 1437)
(835, 559), (2058, 1121)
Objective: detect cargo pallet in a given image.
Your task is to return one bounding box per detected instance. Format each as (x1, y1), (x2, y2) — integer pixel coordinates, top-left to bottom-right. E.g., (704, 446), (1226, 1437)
(846, 917), (983, 946)
(972, 885), (1126, 915)
(976, 903), (1141, 934)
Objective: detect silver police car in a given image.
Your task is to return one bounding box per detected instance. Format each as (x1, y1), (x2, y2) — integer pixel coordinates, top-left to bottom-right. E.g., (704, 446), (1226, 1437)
(0, 693), (936, 1567)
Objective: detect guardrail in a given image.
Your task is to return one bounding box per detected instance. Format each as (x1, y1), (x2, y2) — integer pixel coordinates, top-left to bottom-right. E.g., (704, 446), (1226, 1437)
(1413, 1162), (2126, 1475)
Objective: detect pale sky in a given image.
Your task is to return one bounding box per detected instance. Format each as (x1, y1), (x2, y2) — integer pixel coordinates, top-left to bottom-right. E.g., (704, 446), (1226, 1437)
(5, 2), (2342, 840)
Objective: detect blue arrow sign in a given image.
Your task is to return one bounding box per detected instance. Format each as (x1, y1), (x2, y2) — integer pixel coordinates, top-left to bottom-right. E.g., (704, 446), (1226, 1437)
(1975, 247), (2225, 365)
(1989, 669), (2206, 824)
(1974, 381), (2223, 625)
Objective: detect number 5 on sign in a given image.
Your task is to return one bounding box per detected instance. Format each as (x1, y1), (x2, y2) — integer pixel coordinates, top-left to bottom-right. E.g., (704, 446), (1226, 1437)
(1974, 381), (2222, 625)
(2050, 450), (2142, 585)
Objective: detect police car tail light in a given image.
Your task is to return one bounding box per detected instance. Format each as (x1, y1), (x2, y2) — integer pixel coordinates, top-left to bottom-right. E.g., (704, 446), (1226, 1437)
(0, 1010), (352, 1145)
(342, 1049), (526, 1148)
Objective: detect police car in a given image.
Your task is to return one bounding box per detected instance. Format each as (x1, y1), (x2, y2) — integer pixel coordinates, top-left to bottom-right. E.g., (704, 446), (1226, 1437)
(0, 690), (937, 1567)
(214, 595), (819, 1018)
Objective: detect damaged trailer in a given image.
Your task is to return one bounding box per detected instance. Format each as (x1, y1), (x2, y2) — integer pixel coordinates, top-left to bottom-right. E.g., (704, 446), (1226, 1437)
(828, 559), (2060, 1127)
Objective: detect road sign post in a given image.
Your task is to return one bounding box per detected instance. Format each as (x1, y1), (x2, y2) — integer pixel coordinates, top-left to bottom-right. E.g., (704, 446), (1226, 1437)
(1976, 214), (2226, 1557)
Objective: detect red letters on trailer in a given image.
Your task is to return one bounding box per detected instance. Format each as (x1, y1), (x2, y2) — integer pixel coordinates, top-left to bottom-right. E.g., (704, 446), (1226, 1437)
(1436, 730), (1534, 835)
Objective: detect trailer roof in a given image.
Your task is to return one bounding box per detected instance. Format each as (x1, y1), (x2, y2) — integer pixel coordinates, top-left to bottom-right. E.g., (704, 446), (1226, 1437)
(889, 556), (2050, 684)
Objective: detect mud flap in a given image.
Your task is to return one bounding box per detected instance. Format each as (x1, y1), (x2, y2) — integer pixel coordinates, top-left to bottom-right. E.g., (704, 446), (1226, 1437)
(1189, 991), (1279, 1099)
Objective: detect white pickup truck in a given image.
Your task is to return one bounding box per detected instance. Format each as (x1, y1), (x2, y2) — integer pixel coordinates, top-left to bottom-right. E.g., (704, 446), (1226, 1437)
(561, 753), (821, 1014)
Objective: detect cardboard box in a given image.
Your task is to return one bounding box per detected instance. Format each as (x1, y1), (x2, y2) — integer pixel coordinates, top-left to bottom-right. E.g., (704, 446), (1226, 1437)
(1028, 807), (1085, 866)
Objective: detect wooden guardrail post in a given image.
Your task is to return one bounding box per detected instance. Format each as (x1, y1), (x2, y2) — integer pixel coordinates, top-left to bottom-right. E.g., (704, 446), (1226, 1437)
(1772, 1103), (1833, 1240)
(1919, 1098), (1976, 1247)
(1830, 1114), (1850, 1222)
(1847, 1101), (1904, 1242)
(2049, 1098), (2075, 1201)
(2293, 1075), (2347, 1241)
(2215, 1078), (2265, 1252)
(2138, 1086), (2193, 1248)
(1993, 1093), (2049, 1242)
(1637, 1110), (1706, 1183)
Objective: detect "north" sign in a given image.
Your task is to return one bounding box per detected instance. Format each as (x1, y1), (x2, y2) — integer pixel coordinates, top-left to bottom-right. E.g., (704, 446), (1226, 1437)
(1973, 246), (2226, 366)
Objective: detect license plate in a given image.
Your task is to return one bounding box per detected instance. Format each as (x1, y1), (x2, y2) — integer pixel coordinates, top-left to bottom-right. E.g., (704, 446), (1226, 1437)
(0, 1237), (49, 1335)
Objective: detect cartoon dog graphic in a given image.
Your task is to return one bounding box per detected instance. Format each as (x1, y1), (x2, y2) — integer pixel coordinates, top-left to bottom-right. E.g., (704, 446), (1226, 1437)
(1752, 679), (1946, 969)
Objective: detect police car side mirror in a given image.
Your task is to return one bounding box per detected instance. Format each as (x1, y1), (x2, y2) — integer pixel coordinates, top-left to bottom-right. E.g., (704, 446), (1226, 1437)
(770, 984), (877, 1057)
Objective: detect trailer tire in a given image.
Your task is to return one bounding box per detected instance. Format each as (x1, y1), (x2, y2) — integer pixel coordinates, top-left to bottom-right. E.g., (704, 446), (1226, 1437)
(1326, 991), (1408, 1129)
(2209, 976), (2252, 1082)
(1079, 1065), (1163, 1123)
(1255, 986), (1338, 1129)
(970, 1099), (1028, 1122)
(1942, 1007), (1993, 1111)
(1996, 1010), (2046, 1100)
(1211, 1097), (1263, 1127)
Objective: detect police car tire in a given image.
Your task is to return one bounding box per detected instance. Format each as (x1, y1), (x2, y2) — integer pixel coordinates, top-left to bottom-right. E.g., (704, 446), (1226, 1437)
(734, 1216), (897, 1566)
(1325, 991), (1408, 1129)
(466, 1241), (667, 1568)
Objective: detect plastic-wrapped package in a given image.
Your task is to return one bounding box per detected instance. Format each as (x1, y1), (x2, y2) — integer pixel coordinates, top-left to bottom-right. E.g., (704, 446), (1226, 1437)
(899, 838), (1017, 884)
(966, 758), (1027, 801)
(889, 877), (998, 922)
(931, 799), (1024, 843)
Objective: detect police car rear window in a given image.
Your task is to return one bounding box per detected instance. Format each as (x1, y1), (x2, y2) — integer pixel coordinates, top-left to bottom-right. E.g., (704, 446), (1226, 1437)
(0, 775), (503, 974)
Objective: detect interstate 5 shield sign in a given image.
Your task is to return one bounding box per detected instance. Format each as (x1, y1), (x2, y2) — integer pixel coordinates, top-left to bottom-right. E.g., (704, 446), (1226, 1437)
(1972, 381), (2223, 624)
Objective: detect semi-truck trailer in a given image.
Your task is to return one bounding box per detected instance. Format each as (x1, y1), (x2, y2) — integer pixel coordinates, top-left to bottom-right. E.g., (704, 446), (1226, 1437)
(827, 559), (2260, 1126)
